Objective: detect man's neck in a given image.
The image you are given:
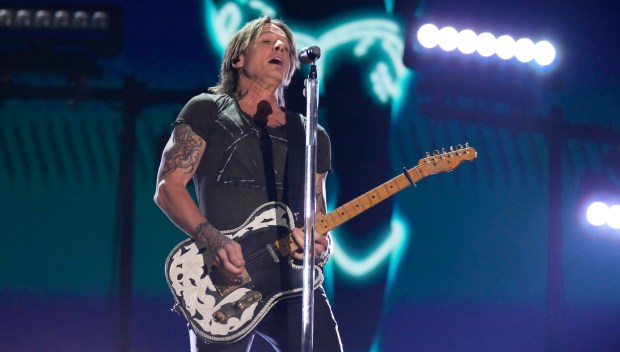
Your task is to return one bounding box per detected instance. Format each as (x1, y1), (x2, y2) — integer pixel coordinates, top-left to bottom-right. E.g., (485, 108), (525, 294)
(237, 77), (281, 116)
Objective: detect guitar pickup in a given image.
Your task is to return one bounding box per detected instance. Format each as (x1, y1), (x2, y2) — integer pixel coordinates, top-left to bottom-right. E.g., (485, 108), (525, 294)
(212, 268), (252, 296)
(212, 290), (263, 323)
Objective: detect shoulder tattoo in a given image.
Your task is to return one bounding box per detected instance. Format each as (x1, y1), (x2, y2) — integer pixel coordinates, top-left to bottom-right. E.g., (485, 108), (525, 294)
(162, 124), (204, 176)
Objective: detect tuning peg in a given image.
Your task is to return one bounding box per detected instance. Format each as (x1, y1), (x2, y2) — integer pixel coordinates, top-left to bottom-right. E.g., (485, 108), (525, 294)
(450, 146), (454, 151)
(457, 144), (463, 149)
(465, 142), (470, 148)
(433, 150), (439, 155)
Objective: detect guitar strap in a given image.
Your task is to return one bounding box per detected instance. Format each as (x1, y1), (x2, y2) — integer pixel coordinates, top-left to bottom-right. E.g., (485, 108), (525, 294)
(285, 113), (306, 228)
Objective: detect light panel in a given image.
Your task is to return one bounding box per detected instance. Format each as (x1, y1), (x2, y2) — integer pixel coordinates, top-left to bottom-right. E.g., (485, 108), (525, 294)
(0, 4), (121, 56)
(415, 23), (557, 67)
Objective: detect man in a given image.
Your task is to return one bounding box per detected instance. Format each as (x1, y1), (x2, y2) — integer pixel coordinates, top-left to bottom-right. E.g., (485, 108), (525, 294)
(154, 16), (343, 351)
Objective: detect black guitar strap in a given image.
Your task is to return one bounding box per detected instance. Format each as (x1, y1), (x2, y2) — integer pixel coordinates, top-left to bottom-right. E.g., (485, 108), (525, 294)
(285, 113), (306, 228)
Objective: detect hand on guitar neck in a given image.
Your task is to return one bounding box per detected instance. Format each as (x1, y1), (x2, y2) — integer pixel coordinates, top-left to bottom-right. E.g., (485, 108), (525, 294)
(289, 227), (331, 263)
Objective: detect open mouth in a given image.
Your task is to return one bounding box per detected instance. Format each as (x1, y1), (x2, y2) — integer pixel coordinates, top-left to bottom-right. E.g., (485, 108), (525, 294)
(268, 57), (283, 66)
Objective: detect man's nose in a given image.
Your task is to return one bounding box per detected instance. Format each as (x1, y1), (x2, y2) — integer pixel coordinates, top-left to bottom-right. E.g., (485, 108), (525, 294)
(274, 40), (284, 51)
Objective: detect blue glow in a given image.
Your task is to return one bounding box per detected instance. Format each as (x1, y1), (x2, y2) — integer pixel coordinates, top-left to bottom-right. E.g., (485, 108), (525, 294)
(203, 0), (410, 105)
(331, 215), (409, 279)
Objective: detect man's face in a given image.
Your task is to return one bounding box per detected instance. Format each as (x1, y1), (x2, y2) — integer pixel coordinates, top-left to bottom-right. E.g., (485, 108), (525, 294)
(238, 23), (292, 86)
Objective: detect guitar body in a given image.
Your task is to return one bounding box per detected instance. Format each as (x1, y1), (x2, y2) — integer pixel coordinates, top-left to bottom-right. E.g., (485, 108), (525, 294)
(165, 202), (323, 344)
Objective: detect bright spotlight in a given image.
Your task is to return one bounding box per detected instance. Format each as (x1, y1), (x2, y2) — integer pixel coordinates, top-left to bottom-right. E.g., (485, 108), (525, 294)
(457, 29), (477, 54)
(476, 32), (496, 57)
(414, 23), (557, 67)
(437, 26), (458, 52)
(608, 205), (620, 229)
(496, 35), (516, 60)
(417, 23), (439, 49)
(514, 38), (535, 63)
(586, 202), (609, 227)
(534, 40), (556, 66)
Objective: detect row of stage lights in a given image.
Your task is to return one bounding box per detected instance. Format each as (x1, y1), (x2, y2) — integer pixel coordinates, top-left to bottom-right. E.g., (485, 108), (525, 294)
(416, 23), (557, 66)
(586, 202), (620, 231)
(0, 8), (109, 30)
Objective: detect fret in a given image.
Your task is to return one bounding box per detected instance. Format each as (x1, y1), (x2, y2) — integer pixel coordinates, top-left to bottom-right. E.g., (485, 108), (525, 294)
(310, 146), (476, 238)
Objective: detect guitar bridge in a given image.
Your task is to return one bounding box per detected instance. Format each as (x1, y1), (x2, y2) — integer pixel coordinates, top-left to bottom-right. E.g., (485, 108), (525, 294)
(212, 290), (263, 323)
(212, 268), (252, 297)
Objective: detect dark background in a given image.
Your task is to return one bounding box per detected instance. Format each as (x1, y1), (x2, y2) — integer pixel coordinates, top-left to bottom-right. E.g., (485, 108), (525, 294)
(1, 0), (619, 351)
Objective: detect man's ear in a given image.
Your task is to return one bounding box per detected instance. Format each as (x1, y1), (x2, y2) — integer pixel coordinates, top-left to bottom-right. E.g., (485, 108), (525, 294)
(232, 54), (244, 68)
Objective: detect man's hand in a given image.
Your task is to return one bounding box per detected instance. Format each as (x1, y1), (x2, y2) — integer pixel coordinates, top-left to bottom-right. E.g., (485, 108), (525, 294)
(290, 227), (330, 262)
(195, 221), (246, 281)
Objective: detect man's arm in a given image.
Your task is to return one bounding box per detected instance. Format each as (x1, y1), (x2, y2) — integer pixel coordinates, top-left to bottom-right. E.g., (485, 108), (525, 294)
(290, 171), (332, 262)
(154, 124), (245, 277)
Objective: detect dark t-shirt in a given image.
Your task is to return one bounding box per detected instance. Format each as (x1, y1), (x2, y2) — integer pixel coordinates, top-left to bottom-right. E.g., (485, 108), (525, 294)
(174, 93), (331, 231)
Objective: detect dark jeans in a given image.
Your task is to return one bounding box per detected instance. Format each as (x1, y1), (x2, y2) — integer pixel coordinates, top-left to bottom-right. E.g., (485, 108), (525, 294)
(189, 287), (342, 352)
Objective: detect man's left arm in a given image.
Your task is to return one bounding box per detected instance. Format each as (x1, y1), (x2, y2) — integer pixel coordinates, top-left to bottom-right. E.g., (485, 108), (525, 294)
(290, 172), (332, 263)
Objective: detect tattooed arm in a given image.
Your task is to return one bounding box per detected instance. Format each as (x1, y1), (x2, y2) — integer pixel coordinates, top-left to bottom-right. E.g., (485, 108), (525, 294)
(290, 171), (333, 264)
(154, 123), (245, 278)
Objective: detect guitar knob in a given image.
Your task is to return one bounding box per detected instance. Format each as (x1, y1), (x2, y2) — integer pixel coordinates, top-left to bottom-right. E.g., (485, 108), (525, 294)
(213, 311), (225, 322)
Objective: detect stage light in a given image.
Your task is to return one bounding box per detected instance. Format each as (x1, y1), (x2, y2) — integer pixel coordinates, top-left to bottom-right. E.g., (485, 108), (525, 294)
(514, 38), (535, 63)
(0, 9), (11, 27)
(0, 5), (121, 56)
(496, 35), (516, 60)
(34, 10), (51, 28)
(476, 32), (496, 57)
(413, 24), (557, 67)
(609, 205), (620, 229)
(456, 29), (477, 54)
(53, 10), (70, 28)
(586, 202), (609, 227)
(437, 26), (458, 52)
(417, 23), (439, 49)
(72, 11), (89, 29)
(534, 40), (556, 66)
(15, 9), (32, 27)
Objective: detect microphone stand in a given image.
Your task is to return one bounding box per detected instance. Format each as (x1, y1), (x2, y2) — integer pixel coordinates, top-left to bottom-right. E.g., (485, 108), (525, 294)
(301, 60), (319, 352)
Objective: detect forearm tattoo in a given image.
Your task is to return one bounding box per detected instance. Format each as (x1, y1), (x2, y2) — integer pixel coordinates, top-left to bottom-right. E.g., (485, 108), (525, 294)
(194, 220), (232, 257)
(162, 124), (203, 176)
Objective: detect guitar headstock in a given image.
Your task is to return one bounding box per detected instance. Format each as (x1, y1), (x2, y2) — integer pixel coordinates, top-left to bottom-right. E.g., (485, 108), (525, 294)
(416, 143), (477, 176)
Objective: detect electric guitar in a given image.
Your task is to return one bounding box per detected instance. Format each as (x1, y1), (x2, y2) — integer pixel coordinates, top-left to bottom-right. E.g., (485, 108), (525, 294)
(165, 144), (477, 344)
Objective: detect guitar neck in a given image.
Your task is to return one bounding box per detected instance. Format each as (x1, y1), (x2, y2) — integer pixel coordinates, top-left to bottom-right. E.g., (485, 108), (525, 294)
(275, 167), (421, 256)
(316, 170), (419, 236)
(274, 145), (477, 256)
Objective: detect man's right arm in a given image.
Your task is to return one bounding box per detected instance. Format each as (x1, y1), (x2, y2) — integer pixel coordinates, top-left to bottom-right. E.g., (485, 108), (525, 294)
(154, 123), (245, 277)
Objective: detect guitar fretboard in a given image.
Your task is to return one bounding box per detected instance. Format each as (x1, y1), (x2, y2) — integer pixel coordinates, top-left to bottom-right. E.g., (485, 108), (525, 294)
(274, 146), (476, 256)
(316, 168), (423, 236)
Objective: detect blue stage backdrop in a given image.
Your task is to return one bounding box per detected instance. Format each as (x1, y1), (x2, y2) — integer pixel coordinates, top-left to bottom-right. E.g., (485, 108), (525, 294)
(1, 1), (619, 351)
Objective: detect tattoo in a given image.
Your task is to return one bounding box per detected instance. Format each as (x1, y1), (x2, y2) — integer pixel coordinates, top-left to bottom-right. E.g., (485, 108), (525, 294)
(162, 124), (203, 176)
(194, 221), (232, 257)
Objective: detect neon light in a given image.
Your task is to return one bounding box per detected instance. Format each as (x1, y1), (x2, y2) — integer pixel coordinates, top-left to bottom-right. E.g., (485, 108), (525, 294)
(203, 0), (410, 104)
(331, 215), (408, 278)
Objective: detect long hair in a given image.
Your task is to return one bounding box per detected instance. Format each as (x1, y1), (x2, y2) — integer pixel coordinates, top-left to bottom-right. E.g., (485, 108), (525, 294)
(209, 17), (299, 107)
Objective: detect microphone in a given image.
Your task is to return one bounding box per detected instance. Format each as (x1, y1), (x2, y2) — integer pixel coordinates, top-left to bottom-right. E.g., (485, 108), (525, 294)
(298, 46), (321, 64)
